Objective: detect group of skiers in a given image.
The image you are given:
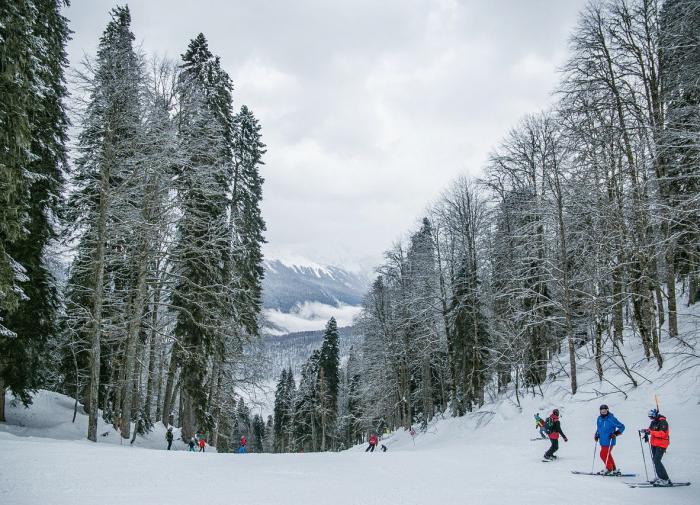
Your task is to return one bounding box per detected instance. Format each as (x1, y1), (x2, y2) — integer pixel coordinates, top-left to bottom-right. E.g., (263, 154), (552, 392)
(186, 432), (207, 452)
(535, 405), (673, 486)
(165, 429), (247, 453)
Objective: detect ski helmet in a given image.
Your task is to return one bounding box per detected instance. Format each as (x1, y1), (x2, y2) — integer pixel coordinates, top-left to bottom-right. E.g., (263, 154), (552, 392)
(552, 408), (560, 416)
(599, 404), (609, 411)
(648, 408), (659, 419)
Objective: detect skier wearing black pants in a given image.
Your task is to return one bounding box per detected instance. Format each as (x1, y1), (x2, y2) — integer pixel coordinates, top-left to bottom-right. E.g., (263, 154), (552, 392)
(642, 409), (671, 485)
(543, 409), (568, 460)
(165, 427), (173, 450)
(366, 434), (378, 452)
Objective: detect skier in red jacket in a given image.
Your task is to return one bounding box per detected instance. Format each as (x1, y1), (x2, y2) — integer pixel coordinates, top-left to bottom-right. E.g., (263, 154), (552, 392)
(641, 408), (671, 486)
(366, 434), (378, 452)
(543, 409), (568, 460)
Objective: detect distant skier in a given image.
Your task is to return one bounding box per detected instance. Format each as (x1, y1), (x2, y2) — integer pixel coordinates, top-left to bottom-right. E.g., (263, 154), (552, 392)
(198, 434), (206, 452)
(365, 434), (378, 452)
(594, 404), (625, 475)
(543, 409), (568, 460)
(239, 435), (246, 454)
(166, 427), (174, 450)
(534, 413), (547, 439)
(641, 408), (672, 486)
(188, 437), (196, 452)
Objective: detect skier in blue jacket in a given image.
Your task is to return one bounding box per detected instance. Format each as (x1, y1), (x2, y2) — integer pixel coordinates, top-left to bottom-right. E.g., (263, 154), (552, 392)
(594, 404), (625, 475)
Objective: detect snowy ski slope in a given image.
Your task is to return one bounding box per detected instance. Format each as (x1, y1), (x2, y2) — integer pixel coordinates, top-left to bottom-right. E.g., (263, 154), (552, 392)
(1, 304), (699, 504)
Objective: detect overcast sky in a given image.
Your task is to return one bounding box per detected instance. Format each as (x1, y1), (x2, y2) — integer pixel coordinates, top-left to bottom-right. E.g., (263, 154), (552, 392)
(66, 0), (588, 269)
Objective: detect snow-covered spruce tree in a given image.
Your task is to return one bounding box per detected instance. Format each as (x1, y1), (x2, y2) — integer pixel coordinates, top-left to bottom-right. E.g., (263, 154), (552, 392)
(251, 413), (265, 452)
(170, 33), (252, 440)
(230, 397), (251, 449)
(230, 105), (266, 336)
(317, 317), (339, 450)
(293, 350), (320, 451)
(404, 218), (448, 425)
(336, 345), (363, 448)
(263, 415), (275, 453)
(0, 0), (69, 422)
(356, 270), (409, 431)
(273, 368), (290, 451)
(0, 0), (33, 343)
(63, 5), (143, 441)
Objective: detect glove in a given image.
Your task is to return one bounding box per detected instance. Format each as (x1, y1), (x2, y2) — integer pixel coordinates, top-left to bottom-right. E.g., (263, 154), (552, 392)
(614, 430), (622, 437)
(563, 436), (568, 442)
(594, 434), (599, 442)
(609, 433), (616, 439)
(644, 434), (649, 443)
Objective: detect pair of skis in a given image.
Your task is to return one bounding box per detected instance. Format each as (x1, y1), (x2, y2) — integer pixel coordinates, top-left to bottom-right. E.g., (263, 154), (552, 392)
(625, 481), (691, 488)
(570, 470), (636, 477)
(571, 471), (691, 488)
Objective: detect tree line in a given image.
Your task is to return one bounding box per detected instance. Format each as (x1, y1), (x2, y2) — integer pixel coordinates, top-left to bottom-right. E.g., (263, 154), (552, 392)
(346, 0), (700, 437)
(0, 3), (267, 452)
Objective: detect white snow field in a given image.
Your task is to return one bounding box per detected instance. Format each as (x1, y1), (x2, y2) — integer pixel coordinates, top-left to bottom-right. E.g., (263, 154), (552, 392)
(1, 304), (699, 504)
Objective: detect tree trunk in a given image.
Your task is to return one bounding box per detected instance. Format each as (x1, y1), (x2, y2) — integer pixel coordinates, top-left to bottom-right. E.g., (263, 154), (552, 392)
(143, 298), (159, 424)
(594, 318), (603, 380)
(553, 178), (577, 395)
(155, 343), (165, 422)
(161, 345), (179, 426)
(209, 365), (223, 448)
(666, 242), (679, 338)
(120, 245), (149, 439)
(0, 375), (6, 423)
(612, 264), (625, 343)
(87, 151), (111, 442)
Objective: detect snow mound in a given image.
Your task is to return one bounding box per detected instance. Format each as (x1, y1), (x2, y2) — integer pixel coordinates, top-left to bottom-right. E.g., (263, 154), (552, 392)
(0, 389), (192, 452)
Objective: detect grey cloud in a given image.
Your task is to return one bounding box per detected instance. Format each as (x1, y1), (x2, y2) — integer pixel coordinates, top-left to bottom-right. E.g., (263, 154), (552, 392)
(66, 0), (588, 267)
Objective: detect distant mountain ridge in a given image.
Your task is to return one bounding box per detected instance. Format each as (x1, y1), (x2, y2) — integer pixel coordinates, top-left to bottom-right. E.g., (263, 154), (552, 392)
(262, 259), (370, 312)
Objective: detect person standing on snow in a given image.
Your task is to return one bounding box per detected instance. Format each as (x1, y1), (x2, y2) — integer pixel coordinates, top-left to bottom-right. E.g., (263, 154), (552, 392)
(641, 408), (672, 486)
(543, 409), (568, 460)
(366, 434), (378, 452)
(188, 437), (196, 452)
(594, 404), (625, 475)
(198, 434), (206, 452)
(166, 427), (174, 450)
(534, 413), (547, 439)
(239, 435), (247, 454)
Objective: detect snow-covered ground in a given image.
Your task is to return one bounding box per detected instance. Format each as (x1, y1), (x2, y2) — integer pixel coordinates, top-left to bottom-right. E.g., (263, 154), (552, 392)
(1, 304), (699, 504)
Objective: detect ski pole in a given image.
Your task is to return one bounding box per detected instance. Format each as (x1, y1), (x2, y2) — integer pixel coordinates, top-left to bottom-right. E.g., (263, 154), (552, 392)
(591, 440), (598, 474)
(638, 430), (649, 482)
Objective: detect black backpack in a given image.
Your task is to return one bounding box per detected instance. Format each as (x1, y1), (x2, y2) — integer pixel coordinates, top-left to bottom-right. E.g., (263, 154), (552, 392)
(544, 416), (554, 434)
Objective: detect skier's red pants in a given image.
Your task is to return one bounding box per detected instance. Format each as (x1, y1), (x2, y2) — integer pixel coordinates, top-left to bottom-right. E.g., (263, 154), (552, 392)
(600, 445), (616, 471)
